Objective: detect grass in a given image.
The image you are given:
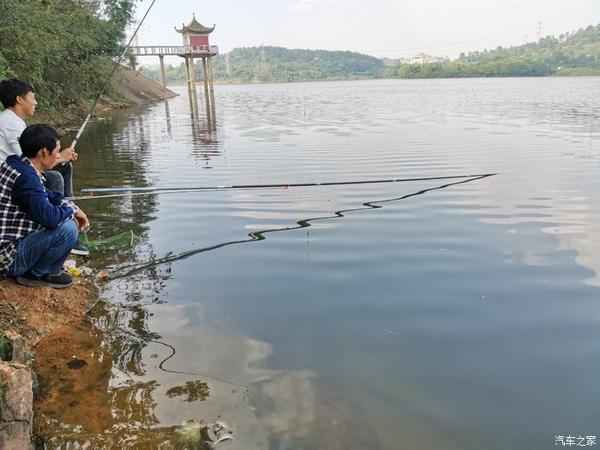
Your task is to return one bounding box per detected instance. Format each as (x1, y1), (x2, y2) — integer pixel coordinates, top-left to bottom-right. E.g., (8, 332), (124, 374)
(0, 333), (12, 362)
(0, 372), (5, 401)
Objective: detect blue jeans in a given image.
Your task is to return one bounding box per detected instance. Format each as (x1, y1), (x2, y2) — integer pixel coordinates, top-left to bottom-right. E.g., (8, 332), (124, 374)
(8, 220), (78, 278)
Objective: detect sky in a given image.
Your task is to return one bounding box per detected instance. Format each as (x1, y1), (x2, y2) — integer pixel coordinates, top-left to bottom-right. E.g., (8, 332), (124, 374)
(132, 0), (600, 63)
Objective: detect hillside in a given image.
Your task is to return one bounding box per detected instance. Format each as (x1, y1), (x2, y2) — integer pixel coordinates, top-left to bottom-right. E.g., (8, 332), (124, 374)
(142, 24), (600, 83)
(141, 46), (385, 83)
(398, 23), (600, 78)
(215, 46), (384, 82)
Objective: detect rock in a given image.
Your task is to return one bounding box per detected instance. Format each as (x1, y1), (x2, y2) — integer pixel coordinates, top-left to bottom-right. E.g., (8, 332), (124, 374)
(0, 422), (32, 450)
(8, 335), (25, 364)
(0, 364), (33, 422)
(66, 358), (87, 370)
(0, 363), (33, 449)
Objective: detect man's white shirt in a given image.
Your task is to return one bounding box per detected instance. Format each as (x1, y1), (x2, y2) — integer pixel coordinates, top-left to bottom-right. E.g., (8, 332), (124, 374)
(0, 109), (26, 159)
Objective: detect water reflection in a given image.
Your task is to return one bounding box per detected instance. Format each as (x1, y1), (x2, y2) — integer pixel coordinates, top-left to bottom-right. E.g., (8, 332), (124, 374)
(164, 101), (173, 139)
(72, 111), (160, 274)
(188, 90), (220, 163)
(34, 298), (378, 448)
(36, 78), (600, 449)
(34, 305), (199, 447)
(102, 175), (494, 280)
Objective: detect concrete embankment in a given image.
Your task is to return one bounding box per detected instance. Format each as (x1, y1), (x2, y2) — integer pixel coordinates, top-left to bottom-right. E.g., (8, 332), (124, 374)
(113, 66), (178, 105)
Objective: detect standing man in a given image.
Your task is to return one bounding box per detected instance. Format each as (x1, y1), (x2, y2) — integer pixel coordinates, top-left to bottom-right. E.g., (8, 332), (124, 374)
(0, 124), (89, 288)
(0, 78), (88, 255)
(0, 79), (75, 196)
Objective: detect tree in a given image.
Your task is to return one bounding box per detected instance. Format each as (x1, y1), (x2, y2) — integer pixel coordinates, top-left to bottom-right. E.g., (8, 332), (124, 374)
(0, 0), (138, 119)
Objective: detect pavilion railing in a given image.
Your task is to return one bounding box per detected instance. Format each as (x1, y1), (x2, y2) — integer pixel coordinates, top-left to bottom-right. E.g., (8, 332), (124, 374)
(130, 45), (219, 56)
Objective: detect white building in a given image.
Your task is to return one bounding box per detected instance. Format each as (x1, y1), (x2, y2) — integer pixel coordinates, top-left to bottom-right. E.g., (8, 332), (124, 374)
(402, 53), (447, 64)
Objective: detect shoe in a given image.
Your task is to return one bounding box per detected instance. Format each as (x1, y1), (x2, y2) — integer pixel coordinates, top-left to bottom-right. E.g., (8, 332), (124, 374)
(44, 271), (74, 289)
(16, 271), (73, 289)
(70, 240), (90, 256)
(16, 271), (47, 287)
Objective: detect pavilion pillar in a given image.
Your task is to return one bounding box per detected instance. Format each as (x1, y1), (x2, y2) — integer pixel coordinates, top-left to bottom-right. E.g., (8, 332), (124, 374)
(186, 57), (199, 118)
(207, 56), (217, 129)
(189, 57), (196, 88)
(201, 57), (212, 123)
(158, 54), (166, 88)
(184, 57), (191, 89)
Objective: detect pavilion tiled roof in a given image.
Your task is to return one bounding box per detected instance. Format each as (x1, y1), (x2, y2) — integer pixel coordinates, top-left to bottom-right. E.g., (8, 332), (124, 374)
(175, 14), (215, 34)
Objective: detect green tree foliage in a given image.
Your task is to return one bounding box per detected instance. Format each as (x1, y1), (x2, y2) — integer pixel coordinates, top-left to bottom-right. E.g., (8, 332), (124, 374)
(142, 46), (385, 83)
(0, 0), (136, 118)
(399, 23), (600, 79)
(141, 63), (189, 83)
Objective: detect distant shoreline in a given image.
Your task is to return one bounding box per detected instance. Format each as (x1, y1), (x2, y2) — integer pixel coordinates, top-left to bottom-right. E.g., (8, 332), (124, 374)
(154, 72), (600, 88)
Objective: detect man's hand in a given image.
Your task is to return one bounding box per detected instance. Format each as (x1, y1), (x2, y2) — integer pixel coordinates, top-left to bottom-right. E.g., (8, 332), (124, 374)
(74, 208), (89, 232)
(58, 145), (78, 163)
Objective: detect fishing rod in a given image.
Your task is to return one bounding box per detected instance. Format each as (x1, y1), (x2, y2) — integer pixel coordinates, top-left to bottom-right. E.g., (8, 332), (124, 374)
(71, 0), (158, 147)
(103, 174), (495, 280)
(75, 173), (497, 200)
(82, 173), (495, 396)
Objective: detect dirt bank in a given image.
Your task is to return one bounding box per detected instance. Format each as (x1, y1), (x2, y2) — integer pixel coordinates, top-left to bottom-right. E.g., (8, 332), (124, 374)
(0, 278), (98, 348)
(0, 277), (98, 449)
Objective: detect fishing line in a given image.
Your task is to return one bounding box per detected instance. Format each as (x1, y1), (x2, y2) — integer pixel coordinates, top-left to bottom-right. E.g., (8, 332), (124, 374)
(72, 173), (497, 200)
(82, 302), (250, 389)
(114, 324), (250, 389)
(71, 0), (159, 147)
(82, 174), (494, 391)
(105, 174), (495, 280)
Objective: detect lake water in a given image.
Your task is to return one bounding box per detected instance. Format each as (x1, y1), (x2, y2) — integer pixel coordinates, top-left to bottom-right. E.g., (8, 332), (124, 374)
(34, 78), (600, 449)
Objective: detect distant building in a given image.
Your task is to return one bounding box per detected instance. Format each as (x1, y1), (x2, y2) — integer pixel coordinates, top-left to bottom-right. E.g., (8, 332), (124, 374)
(402, 53), (447, 64)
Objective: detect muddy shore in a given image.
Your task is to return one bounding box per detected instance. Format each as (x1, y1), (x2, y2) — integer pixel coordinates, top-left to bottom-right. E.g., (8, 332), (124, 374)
(0, 276), (99, 449)
(0, 278), (98, 346)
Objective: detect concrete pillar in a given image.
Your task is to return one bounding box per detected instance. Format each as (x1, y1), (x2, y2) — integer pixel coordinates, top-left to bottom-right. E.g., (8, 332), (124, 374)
(207, 57), (217, 129)
(184, 57), (191, 89)
(201, 58), (212, 125)
(188, 86), (199, 119)
(189, 68), (199, 119)
(158, 55), (166, 88)
(189, 57), (196, 89)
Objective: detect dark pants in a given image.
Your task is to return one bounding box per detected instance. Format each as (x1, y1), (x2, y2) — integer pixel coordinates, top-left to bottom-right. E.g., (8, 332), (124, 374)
(44, 162), (73, 197)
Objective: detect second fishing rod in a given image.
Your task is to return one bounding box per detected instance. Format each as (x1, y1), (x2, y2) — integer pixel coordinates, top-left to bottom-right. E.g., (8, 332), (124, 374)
(73, 173), (497, 200)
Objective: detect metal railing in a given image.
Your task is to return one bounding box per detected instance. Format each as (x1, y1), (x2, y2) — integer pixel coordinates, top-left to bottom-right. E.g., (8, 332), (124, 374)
(130, 45), (219, 56)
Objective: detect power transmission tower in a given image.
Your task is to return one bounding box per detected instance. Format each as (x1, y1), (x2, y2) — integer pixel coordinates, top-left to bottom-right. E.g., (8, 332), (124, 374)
(536, 21), (542, 41)
(257, 45), (270, 80)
